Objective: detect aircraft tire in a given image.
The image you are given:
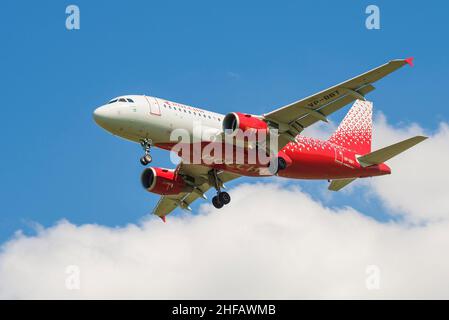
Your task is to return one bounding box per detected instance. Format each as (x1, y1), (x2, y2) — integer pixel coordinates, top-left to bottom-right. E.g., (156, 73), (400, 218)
(140, 155), (152, 166)
(218, 192), (231, 205)
(212, 195), (224, 209)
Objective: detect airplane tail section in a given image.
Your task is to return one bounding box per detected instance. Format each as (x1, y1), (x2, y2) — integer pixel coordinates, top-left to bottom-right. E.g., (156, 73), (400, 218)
(329, 136), (427, 192)
(328, 99), (373, 155)
(357, 136), (428, 167)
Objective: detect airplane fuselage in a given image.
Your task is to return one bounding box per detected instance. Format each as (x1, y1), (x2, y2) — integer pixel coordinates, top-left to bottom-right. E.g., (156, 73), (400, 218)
(93, 95), (390, 180)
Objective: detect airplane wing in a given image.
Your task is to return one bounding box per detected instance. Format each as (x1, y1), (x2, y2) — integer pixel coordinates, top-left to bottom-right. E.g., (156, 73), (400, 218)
(263, 58), (414, 149)
(152, 163), (241, 221)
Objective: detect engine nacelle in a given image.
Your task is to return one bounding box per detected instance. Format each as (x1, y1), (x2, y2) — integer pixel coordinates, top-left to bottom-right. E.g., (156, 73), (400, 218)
(141, 167), (190, 195)
(223, 112), (268, 135)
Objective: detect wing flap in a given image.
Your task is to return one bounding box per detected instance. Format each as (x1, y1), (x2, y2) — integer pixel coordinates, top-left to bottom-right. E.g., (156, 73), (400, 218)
(294, 85), (375, 129)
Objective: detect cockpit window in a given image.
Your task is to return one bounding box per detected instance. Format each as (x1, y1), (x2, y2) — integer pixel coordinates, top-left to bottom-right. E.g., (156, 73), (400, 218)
(108, 97), (134, 104)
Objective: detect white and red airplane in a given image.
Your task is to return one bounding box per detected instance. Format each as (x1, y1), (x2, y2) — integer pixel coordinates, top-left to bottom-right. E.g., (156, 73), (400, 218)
(93, 58), (426, 221)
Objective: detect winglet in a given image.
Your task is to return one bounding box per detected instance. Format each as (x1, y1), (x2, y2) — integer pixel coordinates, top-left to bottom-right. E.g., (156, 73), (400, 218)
(160, 216), (166, 223)
(405, 57), (414, 67)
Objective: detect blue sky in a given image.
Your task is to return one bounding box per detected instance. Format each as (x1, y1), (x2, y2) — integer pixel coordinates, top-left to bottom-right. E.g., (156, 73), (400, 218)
(0, 0), (448, 242)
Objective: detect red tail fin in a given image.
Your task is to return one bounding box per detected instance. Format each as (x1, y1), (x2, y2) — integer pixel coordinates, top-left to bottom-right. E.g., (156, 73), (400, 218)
(328, 100), (372, 155)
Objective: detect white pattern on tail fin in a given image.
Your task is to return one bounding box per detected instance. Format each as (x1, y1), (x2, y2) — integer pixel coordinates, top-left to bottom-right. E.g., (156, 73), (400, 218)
(328, 99), (373, 155)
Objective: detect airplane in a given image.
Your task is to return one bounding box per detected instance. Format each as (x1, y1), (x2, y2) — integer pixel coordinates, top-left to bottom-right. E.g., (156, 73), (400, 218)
(93, 58), (427, 222)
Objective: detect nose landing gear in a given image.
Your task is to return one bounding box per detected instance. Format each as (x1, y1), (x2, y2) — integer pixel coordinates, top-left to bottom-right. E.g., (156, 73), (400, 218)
(140, 139), (153, 166)
(209, 169), (231, 209)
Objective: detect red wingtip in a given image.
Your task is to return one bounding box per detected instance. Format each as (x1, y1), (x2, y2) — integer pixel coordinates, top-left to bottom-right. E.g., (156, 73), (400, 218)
(405, 57), (414, 67)
(160, 216), (166, 223)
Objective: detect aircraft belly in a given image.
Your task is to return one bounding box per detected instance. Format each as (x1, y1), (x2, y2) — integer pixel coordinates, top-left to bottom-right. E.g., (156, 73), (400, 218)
(153, 139), (387, 180)
(279, 144), (359, 180)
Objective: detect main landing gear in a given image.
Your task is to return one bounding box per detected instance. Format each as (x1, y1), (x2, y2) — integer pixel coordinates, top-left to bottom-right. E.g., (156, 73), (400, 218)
(212, 191), (231, 209)
(210, 169), (231, 209)
(139, 139), (153, 166)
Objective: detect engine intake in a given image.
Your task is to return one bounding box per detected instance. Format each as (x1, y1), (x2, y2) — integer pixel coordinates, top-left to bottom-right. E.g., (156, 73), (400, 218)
(141, 167), (190, 195)
(223, 112), (268, 135)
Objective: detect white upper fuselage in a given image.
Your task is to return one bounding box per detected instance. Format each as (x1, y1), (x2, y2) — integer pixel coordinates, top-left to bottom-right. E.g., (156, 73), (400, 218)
(93, 95), (224, 144)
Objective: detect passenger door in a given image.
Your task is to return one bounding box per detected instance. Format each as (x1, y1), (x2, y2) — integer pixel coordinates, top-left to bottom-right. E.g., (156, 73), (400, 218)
(145, 96), (161, 116)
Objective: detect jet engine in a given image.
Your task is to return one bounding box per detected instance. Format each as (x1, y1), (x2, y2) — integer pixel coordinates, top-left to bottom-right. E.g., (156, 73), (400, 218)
(222, 112), (268, 135)
(141, 167), (191, 195)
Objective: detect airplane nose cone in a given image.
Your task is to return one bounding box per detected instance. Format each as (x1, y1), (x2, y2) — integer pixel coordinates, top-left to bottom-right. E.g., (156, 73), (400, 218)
(93, 106), (109, 125)
(93, 105), (121, 134)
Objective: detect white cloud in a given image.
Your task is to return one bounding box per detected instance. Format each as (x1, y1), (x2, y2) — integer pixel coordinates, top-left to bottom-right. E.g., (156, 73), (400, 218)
(365, 113), (449, 222)
(305, 109), (449, 223)
(1, 116), (449, 299)
(1, 181), (449, 299)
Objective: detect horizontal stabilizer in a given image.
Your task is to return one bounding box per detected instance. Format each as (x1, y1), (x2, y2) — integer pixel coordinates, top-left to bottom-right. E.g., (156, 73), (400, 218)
(357, 136), (428, 167)
(328, 178), (357, 191)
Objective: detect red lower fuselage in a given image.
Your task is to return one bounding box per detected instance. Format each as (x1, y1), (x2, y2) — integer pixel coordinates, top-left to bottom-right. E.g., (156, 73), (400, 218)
(157, 135), (391, 180)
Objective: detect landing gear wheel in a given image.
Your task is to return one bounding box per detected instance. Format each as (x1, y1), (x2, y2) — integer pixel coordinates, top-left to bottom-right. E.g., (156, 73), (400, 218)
(212, 196), (224, 209)
(139, 139), (152, 166)
(140, 154), (152, 166)
(218, 191), (231, 205)
(209, 169), (230, 209)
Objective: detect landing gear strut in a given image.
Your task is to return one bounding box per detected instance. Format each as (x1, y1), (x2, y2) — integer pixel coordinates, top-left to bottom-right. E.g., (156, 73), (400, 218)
(139, 139), (152, 166)
(210, 169), (231, 209)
